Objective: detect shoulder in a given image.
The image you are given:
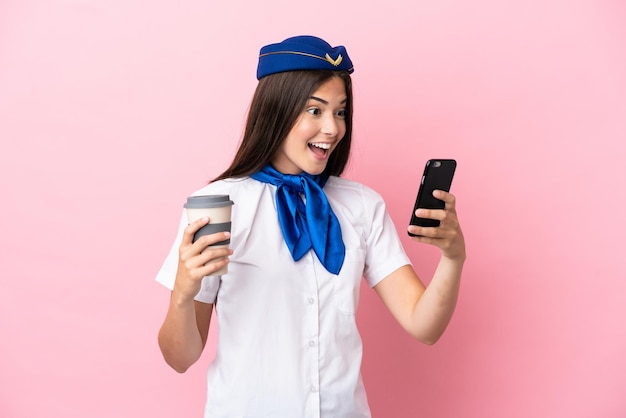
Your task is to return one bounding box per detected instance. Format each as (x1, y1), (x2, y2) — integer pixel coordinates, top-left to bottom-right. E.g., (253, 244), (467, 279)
(324, 177), (389, 224)
(190, 177), (262, 196)
(324, 176), (384, 204)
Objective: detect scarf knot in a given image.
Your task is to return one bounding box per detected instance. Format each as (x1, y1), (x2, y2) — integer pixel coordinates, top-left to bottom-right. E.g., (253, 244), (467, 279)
(283, 174), (306, 192)
(251, 165), (345, 274)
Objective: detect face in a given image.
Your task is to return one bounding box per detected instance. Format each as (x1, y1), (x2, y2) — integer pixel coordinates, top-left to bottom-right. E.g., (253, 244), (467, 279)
(271, 76), (347, 175)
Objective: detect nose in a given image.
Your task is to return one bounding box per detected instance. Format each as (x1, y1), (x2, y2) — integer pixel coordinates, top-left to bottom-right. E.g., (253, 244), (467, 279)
(321, 114), (339, 137)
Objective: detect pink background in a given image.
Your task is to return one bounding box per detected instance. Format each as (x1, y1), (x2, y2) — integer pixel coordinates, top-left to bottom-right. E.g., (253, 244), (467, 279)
(1, 0), (625, 417)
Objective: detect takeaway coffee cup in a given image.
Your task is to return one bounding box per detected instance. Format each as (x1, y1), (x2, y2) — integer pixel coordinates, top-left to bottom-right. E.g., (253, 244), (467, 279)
(184, 195), (234, 275)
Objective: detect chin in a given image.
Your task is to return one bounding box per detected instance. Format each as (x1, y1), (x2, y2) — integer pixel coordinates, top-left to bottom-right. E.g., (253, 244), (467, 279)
(303, 164), (327, 176)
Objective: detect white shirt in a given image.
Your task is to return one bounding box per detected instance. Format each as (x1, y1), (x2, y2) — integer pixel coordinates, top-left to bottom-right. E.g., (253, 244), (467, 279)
(155, 176), (411, 418)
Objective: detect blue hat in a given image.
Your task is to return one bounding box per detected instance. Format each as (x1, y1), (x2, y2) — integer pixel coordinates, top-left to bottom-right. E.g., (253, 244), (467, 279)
(256, 35), (354, 80)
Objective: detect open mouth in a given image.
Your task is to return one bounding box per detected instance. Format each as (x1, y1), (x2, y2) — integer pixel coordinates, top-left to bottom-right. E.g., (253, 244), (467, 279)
(308, 142), (331, 157)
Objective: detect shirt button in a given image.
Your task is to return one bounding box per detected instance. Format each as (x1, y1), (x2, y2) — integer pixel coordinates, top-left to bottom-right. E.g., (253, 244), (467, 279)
(310, 385), (319, 392)
(308, 297), (315, 304)
(309, 340), (315, 347)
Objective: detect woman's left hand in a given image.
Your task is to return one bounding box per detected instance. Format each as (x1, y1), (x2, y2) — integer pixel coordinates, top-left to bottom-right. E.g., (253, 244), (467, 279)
(407, 190), (466, 261)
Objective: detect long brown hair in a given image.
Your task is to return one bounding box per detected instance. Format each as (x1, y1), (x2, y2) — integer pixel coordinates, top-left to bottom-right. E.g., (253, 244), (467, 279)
(213, 70), (353, 182)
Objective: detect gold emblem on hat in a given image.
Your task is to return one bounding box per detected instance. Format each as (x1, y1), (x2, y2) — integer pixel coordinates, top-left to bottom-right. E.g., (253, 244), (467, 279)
(325, 53), (343, 67)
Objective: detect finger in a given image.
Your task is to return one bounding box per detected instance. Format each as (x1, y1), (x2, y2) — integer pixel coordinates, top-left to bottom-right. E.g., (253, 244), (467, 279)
(408, 225), (458, 254)
(182, 217), (210, 246)
(415, 208), (445, 221)
(197, 256), (231, 277)
(180, 244), (233, 275)
(408, 224), (446, 239)
(192, 231), (232, 253)
(193, 246), (233, 277)
(409, 234), (439, 246)
(197, 243), (233, 263)
(433, 190), (457, 208)
(407, 225), (425, 238)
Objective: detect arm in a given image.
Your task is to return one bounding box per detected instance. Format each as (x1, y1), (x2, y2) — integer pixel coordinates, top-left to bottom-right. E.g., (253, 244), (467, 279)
(157, 217), (233, 372)
(374, 190), (466, 345)
(158, 297), (213, 373)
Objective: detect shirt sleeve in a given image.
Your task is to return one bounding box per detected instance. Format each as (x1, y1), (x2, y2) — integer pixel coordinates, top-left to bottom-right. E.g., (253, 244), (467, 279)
(362, 190), (412, 288)
(154, 209), (221, 304)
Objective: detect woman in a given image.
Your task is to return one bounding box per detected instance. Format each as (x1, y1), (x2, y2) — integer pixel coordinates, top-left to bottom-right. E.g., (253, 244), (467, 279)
(156, 35), (466, 417)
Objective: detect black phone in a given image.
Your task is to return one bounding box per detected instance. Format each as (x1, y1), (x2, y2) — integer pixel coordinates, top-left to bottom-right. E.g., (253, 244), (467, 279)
(408, 159), (457, 236)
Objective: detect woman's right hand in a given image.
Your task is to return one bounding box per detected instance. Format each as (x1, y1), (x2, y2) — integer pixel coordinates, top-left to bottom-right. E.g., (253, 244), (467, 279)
(173, 217), (233, 301)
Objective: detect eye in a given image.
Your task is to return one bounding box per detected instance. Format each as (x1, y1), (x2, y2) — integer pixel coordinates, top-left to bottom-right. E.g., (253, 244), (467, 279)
(335, 109), (347, 119)
(306, 107), (322, 116)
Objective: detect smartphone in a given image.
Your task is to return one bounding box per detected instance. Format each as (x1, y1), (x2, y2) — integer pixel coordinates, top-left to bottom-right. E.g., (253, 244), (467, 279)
(408, 159), (457, 236)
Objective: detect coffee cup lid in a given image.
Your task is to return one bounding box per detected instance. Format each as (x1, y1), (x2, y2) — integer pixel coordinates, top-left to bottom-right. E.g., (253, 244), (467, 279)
(184, 195), (234, 208)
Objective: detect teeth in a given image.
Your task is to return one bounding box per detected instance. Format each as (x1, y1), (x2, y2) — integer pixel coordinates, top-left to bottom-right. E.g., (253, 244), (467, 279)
(309, 142), (331, 150)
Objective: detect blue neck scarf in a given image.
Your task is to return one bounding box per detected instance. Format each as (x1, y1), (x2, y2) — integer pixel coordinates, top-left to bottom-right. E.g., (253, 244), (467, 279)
(251, 165), (345, 274)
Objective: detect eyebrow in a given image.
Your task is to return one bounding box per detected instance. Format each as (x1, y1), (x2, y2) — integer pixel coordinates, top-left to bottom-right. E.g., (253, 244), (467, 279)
(310, 96), (348, 105)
